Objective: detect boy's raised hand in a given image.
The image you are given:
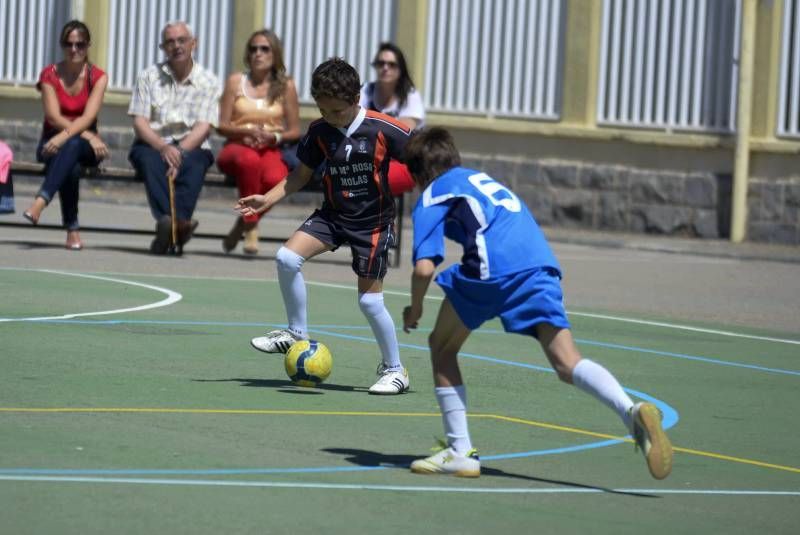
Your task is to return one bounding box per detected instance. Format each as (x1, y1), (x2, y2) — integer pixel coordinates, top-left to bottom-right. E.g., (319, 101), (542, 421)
(235, 194), (267, 217)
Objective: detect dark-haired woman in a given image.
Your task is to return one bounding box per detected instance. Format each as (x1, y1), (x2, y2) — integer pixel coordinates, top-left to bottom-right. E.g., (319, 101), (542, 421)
(360, 42), (425, 196)
(216, 29), (300, 255)
(24, 20), (108, 250)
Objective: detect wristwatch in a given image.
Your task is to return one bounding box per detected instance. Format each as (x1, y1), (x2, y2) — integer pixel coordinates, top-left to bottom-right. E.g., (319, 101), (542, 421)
(172, 138), (188, 158)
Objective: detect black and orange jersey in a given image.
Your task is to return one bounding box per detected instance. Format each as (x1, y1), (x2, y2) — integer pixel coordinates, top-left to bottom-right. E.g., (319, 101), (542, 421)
(297, 107), (411, 226)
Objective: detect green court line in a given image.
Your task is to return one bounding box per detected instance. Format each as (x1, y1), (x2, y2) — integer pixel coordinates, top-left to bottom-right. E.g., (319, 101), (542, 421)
(3, 407), (798, 475)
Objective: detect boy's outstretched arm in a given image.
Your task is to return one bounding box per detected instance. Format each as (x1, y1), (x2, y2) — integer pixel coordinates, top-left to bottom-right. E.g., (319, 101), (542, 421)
(236, 163), (315, 217)
(403, 258), (436, 333)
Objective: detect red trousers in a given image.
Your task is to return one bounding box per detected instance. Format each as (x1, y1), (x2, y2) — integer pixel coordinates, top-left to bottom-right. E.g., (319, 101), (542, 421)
(217, 142), (288, 223)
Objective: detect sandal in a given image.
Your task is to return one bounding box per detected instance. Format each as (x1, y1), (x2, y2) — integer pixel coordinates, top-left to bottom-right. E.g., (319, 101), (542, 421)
(66, 230), (83, 250)
(223, 217), (245, 253)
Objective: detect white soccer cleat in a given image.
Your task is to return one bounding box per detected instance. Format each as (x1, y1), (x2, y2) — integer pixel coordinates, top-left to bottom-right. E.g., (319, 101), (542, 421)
(368, 364), (410, 395)
(250, 329), (302, 354)
(410, 445), (480, 478)
(630, 401), (673, 480)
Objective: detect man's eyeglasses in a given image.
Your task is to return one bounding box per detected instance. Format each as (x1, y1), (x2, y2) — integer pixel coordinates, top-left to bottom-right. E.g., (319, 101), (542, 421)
(372, 60), (399, 69)
(62, 41), (88, 50)
(248, 45), (272, 54)
(162, 36), (191, 49)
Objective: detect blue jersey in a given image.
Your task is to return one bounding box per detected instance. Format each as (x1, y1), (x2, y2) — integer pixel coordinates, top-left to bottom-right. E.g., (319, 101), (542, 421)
(411, 167), (561, 279)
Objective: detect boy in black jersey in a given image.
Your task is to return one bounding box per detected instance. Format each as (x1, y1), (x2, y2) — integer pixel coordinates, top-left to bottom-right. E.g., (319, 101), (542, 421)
(237, 58), (411, 395)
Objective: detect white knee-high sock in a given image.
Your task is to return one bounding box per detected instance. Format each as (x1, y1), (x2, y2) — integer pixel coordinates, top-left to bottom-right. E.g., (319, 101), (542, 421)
(572, 359), (635, 429)
(358, 292), (402, 369)
(435, 385), (473, 454)
(275, 246), (307, 339)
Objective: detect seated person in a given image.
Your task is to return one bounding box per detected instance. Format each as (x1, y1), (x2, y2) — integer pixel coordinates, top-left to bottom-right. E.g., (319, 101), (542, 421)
(128, 21), (220, 254)
(216, 29), (301, 255)
(360, 42), (425, 196)
(23, 20), (109, 250)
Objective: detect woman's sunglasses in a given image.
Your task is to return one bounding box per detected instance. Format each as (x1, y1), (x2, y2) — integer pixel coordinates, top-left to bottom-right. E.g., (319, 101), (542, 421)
(248, 45), (272, 54)
(372, 60), (398, 69)
(62, 41), (88, 50)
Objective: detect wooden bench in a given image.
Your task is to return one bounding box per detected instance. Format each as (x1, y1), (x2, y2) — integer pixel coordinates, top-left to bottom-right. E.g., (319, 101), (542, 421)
(3, 161), (406, 266)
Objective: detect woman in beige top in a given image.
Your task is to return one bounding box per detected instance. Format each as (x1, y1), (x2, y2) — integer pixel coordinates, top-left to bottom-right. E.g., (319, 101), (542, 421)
(217, 29), (300, 254)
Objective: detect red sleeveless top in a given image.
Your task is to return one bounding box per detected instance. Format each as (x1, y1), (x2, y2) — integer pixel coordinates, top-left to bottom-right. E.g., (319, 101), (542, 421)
(37, 63), (105, 136)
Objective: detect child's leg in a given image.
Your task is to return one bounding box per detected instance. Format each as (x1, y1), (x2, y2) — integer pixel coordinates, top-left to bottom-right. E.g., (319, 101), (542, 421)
(275, 232), (331, 338)
(275, 246), (308, 338)
(429, 299), (474, 454)
(357, 283), (402, 370)
(536, 323), (635, 429)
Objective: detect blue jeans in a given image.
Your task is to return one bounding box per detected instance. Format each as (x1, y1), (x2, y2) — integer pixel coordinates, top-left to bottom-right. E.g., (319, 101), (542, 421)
(128, 141), (213, 221)
(36, 135), (98, 230)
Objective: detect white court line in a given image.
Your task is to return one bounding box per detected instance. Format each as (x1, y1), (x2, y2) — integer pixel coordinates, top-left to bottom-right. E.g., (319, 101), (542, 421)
(0, 270), (181, 322)
(7, 268), (797, 346)
(565, 311), (800, 346)
(1, 475), (798, 496)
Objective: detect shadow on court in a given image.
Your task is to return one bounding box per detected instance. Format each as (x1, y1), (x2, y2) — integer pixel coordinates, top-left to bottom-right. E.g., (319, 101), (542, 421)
(194, 377), (368, 393)
(322, 447), (657, 498)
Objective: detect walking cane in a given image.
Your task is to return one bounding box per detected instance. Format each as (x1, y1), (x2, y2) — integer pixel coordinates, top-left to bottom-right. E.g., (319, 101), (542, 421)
(167, 168), (178, 255)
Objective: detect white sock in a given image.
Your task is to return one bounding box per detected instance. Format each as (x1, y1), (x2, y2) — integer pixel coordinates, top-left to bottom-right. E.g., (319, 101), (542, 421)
(358, 292), (402, 370)
(435, 385), (473, 455)
(275, 246), (307, 339)
(572, 359), (635, 429)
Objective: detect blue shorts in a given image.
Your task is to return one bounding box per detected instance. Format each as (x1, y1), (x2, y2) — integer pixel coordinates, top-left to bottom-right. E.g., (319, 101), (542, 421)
(436, 265), (570, 336)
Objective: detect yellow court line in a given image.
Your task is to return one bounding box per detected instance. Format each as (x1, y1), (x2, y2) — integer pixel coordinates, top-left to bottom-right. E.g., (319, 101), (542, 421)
(483, 413), (800, 475)
(2, 407), (799, 475)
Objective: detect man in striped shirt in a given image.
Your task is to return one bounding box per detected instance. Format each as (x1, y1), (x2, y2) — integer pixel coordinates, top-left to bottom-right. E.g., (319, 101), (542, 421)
(128, 20), (220, 254)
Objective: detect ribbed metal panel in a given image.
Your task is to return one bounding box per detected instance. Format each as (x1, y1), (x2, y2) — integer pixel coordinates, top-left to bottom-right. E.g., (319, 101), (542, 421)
(106, 0), (232, 90)
(0, 0), (70, 84)
(597, 0), (740, 133)
(265, 0), (395, 104)
(778, 0), (800, 138)
(424, 0), (565, 119)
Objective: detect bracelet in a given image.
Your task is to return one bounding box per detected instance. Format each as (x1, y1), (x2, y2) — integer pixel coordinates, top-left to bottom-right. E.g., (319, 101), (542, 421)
(273, 132), (282, 145)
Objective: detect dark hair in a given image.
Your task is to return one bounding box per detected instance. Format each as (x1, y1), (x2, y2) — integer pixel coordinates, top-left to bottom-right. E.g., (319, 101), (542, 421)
(244, 29), (288, 104)
(403, 127), (461, 187)
(60, 19), (91, 47)
(310, 58), (361, 104)
(372, 42), (415, 109)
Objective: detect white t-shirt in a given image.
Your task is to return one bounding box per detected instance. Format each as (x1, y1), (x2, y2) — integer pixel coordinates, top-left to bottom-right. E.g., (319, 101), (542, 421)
(360, 82), (425, 129)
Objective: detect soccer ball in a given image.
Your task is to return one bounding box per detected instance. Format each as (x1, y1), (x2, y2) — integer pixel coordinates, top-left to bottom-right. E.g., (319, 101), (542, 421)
(284, 340), (332, 387)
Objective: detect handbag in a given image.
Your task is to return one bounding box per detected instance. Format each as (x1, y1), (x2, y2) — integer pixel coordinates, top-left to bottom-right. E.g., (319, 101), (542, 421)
(0, 141), (13, 214)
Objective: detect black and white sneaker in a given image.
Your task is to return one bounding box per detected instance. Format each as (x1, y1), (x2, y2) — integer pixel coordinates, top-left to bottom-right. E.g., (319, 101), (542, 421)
(368, 364), (410, 395)
(250, 329), (302, 354)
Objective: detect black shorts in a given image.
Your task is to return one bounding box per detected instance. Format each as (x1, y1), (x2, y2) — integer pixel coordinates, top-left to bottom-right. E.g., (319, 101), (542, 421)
(298, 209), (395, 279)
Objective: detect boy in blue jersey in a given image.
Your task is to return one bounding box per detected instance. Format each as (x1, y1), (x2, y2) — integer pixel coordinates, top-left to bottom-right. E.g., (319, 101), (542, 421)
(401, 128), (672, 478)
(237, 58), (411, 395)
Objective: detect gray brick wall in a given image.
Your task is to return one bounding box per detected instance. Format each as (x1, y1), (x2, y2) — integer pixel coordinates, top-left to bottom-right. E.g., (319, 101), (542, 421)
(462, 152), (800, 245)
(2, 120), (798, 245)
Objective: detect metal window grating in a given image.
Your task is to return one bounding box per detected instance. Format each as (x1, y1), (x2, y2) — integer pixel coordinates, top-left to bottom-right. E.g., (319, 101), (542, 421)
(423, 0), (565, 119)
(264, 0), (395, 104)
(0, 0), (70, 85)
(778, 0), (800, 138)
(597, 0), (741, 133)
(106, 0), (232, 90)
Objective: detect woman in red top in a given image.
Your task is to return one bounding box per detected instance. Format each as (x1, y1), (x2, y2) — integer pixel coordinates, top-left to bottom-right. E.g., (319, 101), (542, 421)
(23, 20), (109, 250)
